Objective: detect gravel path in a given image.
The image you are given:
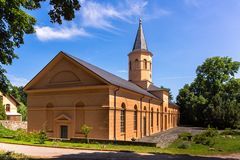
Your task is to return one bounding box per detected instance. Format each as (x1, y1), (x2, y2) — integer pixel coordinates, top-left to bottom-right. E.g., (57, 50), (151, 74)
(0, 142), (240, 160)
(138, 127), (204, 148)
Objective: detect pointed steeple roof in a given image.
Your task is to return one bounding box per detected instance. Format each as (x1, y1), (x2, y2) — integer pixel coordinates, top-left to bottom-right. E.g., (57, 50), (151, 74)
(132, 19), (148, 51)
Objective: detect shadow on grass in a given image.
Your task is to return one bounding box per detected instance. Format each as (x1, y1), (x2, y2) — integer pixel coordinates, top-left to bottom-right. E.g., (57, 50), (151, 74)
(49, 151), (239, 160)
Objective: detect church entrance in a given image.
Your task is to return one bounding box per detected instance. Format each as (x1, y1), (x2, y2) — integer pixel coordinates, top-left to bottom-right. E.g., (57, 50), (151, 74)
(60, 125), (68, 139)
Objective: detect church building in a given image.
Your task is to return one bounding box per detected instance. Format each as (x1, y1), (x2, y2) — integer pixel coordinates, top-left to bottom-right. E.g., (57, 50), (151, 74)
(24, 20), (180, 141)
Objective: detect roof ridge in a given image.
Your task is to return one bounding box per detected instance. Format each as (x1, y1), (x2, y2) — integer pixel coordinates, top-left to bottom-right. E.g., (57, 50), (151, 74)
(62, 52), (158, 99)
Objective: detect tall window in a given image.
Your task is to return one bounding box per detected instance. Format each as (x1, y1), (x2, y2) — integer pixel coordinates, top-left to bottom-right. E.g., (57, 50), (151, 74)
(6, 104), (10, 112)
(134, 105), (137, 130)
(151, 108), (153, 127)
(135, 59), (139, 69)
(144, 59), (147, 69)
(157, 109), (159, 126)
(129, 61), (132, 71)
(120, 103), (126, 132)
(150, 62), (152, 71)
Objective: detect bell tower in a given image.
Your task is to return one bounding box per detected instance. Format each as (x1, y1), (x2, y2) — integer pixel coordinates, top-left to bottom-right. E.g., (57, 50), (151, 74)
(128, 19), (153, 90)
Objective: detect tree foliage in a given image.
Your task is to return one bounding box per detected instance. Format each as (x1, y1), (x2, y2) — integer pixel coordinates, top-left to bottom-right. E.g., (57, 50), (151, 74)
(0, 0), (81, 93)
(177, 57), (240, 129)
(160, 86), (173, 101)
(9, 86), (27, 106)
(18, 103), (27, 121)
(0, 96), (6, 120)
(81, 124), (92, 143)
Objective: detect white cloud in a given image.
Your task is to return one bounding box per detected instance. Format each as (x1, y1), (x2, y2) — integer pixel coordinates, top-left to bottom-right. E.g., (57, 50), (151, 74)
(34, 0), (171, 41)
(35, 26), (90, 41)
(80, 0), (170, 30)
(6, 74), (29, 87)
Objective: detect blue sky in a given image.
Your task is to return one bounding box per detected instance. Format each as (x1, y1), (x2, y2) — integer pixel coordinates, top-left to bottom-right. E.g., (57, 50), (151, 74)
(5, 0), (240, 100)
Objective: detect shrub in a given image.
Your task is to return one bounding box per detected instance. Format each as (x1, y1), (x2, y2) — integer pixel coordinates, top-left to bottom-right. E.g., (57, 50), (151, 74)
(32, 130), (47, 144)
(81, 124), (92, 143)
(14, 129), (31, 142)
(221, 128), (240, 136)
(178, 132), (192, 141)
(193, 134), (206, 144)
(193, 134), (215, 146)
(203, 127), (218, 137)
(0, 124), (16, 138)
(131, 137), (136, 141)
(193, 127), (217, 146)
(177, 141), (191, 149)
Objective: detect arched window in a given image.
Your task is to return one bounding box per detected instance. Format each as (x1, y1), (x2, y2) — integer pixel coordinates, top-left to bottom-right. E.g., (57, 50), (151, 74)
(75, 101), (85, 107)
(120, 103), (126, 132)
(129, 61), (132, 71)
(151, 108), (153, 127)
(5, 104), (10, 112)
(157, 109), (159, 127)
(134, 105), (137, 130)
(144, 59), (147, 69)
(150, 62), (152, 71)
(135, 59), (139, 69)
(46, 103), (54, 108)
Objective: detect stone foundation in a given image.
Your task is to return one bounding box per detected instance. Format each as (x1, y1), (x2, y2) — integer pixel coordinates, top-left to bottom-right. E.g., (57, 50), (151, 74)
(0, 120), (27, 131)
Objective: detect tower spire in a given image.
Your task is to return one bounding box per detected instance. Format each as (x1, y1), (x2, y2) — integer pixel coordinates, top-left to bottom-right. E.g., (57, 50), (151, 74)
(132, 18), (148, 51)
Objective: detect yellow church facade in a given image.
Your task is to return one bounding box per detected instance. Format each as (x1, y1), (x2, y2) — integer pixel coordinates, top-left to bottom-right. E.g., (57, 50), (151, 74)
(24, 20), (180, 141)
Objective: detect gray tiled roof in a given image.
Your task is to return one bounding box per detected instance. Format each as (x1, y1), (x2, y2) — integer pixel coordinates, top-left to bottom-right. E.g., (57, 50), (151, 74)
(132, 19), (148, 51)
(63, 52), (158, 99)
(147, 84), (169, 91)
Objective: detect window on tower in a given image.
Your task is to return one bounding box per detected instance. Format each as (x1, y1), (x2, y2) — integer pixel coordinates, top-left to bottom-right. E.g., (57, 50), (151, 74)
(135, 59), (139, 69)
(144, 59), (147, 69)
(129, 61), (132, 71)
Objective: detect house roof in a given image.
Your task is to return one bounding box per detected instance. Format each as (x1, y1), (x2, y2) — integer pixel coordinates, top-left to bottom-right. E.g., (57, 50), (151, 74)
(63, 52), (159, 99)
(0, 92), (20, 106)
(9, 95), (20, 106)
(132, 19), (148, 51)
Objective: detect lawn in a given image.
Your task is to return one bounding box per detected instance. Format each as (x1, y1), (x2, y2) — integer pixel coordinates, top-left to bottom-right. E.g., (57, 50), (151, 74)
(0, 125), (240, 156)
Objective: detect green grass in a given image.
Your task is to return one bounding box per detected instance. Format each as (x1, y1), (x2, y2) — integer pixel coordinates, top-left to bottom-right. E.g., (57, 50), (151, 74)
(1, 136), (240, 156)
(0, 125), (240, 156)
(0, 150), (32, 160)
(169, 135), (240, 155)
(0, 124), (16, 137)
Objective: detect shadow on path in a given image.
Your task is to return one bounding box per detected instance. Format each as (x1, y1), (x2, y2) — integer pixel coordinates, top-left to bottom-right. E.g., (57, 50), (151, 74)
(50, 151), (239, 160)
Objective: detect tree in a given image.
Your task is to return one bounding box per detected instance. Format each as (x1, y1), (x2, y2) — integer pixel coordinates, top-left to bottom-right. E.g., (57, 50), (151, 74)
(0, 67), (11, 94)
(9, 86), (27, 105)
(81, 124), (92, 143)
(18, 103), (27, 121)
(160, 86), (174, 101)
(177, 57), (240, 128)
(0, 97), (6, 120)
(0, 0), (81, 93)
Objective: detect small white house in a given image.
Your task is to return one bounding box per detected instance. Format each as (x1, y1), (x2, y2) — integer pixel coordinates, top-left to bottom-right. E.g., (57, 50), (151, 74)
(0, 92), (22, 121)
